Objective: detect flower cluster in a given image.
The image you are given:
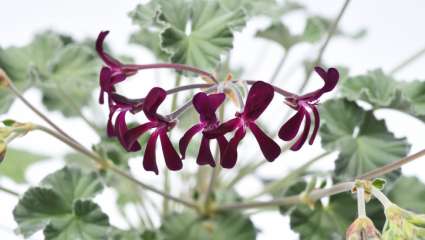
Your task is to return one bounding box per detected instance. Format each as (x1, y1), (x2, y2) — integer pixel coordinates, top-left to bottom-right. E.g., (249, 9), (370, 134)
(97, 31), (339, 174)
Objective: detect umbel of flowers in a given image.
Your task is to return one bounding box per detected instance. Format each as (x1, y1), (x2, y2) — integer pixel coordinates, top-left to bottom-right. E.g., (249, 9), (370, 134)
(96, 31), (339, 174)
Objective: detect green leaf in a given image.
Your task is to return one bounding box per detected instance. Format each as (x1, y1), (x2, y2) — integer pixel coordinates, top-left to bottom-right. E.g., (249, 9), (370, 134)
(13, 167), (107, 238)
(128, 1), (160, 28)
(387, 176), (425, 213)
(256, 22), (300, 50)
(320, 99), (410, 180)
(43, 200), (110, 240)
(40, 44), (99, 116)
(41, 167), (103, 206)
(160, 211), (256, 240)
(0, 148), (47, 183)
(399, 80), (425, 116)
(0, 32), (63, 113)
(340, 69), (398, 107)
(219, 0), (303, 18)
(130, 29), (170, 61)
(159, 0), (246, 71)
(290, 192), (385, 239)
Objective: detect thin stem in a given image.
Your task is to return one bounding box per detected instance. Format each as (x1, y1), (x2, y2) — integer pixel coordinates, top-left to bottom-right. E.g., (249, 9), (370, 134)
(357, 187), (366, 218)
(248, 151), (331, 200)
(215, 182), (354, 211)
(240, 80), (298, 98)
(128, 63), (217, 83)
(270, 49), (291, 84)
(390, 45), (425, 75)
(0, 185), (19, 197)
(371, 187), (392, 209)
(35, 124), (199, 210)
(358, 147), (425, 180)
(7, 82), (80, 147)
(297, 0), (351, 94)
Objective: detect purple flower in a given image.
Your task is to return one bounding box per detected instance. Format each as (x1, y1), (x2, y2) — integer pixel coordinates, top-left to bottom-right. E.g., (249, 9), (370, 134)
(122, 87), (182, 174)
(179, 92), (228, 167)
(96, 31), (139, 104)
(279, 67), (339, 151)
(208, 81), (281, 169)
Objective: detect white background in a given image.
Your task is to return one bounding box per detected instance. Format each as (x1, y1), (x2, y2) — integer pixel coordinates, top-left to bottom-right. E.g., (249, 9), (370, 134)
(1, 0), (425, 239)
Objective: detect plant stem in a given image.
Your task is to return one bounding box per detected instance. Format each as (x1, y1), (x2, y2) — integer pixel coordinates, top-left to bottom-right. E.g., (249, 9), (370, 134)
(128, 63), (218, 83)
(297, 0), (351, 94)
(371, 187), (392, 209)
(216, 146), (425, 211)
(34, 124), (199, 210)
(390, 45), (425, 75)
(7, 82), (80, 147)
(270, 49), (291, 84)
(0, 185), (19, 197)
(215, 182), (354, 211)
(358, 147), (425, 180)
(357, 187), (366, 218)
(247, 151), (331, 200)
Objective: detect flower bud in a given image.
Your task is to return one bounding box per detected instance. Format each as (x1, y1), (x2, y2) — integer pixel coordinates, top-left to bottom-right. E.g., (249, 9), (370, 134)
(346, 217), (381, 240)
(382, 204), (425, 239)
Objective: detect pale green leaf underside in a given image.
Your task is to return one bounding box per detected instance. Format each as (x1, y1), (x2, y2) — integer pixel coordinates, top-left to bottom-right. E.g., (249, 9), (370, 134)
(0, 148), (47, 183)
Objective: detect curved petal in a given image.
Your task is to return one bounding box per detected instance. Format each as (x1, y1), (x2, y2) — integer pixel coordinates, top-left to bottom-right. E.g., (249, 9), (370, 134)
(243, 81), (275, 120)
(248, 122), (281, 161)
(290, 109), (311, 151)
(125, 121), (157, 149)
(143, 87), (167, 121)
(99, 67), (112, 104)
(96, 31), (122, 67)
(309, 105), (320, 145)
(159, 129), (183, 171)
(115, 111), (141, 152)
(107, 107), (117, 137)
(221, 127), (246, 169)
(315, 67), (339, 93)
(143, 130), (160, 175)
(193, 92), (215, 122)
(215, 135), (228, 164)
(278, 109), (305, 141)
(196, 136), (215, 167)
(110, 72), (127, 85)
(179, 123), (204, 159)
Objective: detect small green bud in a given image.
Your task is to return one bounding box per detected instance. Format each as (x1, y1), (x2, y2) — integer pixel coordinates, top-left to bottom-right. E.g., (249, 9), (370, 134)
(346, 217), (381, 240)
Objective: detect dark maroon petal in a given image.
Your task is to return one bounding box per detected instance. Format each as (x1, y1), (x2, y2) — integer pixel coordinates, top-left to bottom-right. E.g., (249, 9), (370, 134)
(107, 109), (116, 137)
(179, 123), (204, 159)
(96, 31), (122, 67)
(125, 121), (157, 149)
(196, 136), (215, 167)
(243, 81), (275, 120)
(248, 122), (281, 161)
(193, 92), (215, 122)
(159, 129), (183, 171)
(143, 87), (167, 121)
(309, 105), (320, 145)
(143, 130), (160, 174)
(110, 72), (126, 85)
(215, 135), (228, 163)
(207, 93), (225, 112)
(314, 67), (339, 93)
(291, 108), (311, 151)
(204, 118), (241, 138)
(115, 111), (141, 152)
(221, 127), (246, 169)
(99, 67), (112, 104)
(278, 109), (305, 141)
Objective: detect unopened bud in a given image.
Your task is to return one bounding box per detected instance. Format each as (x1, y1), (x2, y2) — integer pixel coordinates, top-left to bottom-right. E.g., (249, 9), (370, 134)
(346, 217), (381, 240)
(382, 204), (425, 239)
